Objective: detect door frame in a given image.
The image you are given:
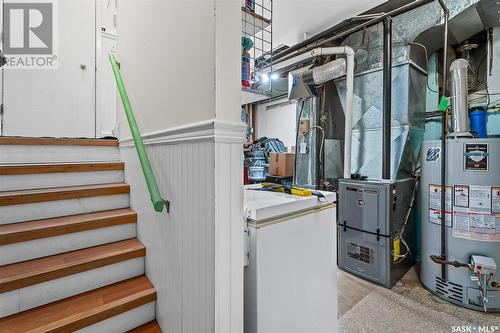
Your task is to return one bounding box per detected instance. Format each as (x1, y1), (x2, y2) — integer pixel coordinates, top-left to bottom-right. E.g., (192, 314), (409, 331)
(95, 0), (118, 138)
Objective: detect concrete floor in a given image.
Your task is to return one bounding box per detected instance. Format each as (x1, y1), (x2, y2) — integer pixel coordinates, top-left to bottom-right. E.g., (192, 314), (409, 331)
(337, 265), (500, 328)
(337, 268), (378, 317)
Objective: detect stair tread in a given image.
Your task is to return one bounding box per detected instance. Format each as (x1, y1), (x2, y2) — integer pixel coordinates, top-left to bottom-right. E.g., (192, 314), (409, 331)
(0, 239), (145, 293)
(0, 208), (137, 245)
(0, 136), (119, 146)
(0, 275), (156, 333)
(128, 321), (163, 333)
(0, 162), (124, 175)
(0, 182), (130, 206)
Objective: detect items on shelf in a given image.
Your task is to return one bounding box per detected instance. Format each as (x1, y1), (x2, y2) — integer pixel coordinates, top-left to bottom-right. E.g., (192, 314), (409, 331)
(245, 0), (255, 12)
(242, 37), (253, 88)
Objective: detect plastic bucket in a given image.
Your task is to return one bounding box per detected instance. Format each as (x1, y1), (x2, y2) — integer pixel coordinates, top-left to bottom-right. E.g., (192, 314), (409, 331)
(469, 107), (487, 138)
(248, 161), (265, 180)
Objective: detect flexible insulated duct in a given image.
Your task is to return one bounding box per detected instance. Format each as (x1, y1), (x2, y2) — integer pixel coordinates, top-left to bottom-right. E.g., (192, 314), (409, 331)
(312, 58), (346, 85)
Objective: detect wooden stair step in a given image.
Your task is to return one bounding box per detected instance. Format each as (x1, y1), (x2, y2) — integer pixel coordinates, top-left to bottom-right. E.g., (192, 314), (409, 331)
(0, 208), (137, 246)
(127, 321), (163, 333)
(0, 162), (124, 175)
(0, 275), (156, 333)
(0, 239), (145, 293)
(0, 183), (130, 206)
(0, 136), (119, 146)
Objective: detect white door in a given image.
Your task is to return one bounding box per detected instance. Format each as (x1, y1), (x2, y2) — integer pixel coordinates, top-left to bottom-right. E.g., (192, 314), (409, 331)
(2, 0), (96, 138)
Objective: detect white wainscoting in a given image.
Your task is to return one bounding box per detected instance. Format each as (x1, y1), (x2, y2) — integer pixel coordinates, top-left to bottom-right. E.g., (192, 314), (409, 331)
(120, 119), (244, 333)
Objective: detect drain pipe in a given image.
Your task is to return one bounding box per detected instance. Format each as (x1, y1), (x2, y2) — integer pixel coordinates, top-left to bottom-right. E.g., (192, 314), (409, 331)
(280, 47), (355, 179)
(438, 0), (450, 281)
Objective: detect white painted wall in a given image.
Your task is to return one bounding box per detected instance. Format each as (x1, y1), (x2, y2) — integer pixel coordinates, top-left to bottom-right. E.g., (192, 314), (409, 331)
(215, 0), (242, 125)
(117, 0), (241, 139)
(117, 0), (215, 138)
(256, 98), (297, 148)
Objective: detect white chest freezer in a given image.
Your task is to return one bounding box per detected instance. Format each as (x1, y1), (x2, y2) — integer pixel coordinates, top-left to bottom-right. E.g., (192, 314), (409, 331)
(244, 188), (337, 333)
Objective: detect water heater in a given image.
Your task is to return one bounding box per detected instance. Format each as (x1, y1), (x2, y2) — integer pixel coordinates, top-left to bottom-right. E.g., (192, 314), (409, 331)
(420, 138), (500, 312)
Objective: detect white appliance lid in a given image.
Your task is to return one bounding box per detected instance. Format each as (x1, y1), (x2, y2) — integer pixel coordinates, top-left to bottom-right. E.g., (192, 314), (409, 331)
(244, 186), (336, 221)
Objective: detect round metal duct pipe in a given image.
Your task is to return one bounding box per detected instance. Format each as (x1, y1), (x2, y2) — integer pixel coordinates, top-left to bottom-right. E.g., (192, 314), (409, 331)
(449, 58), (473, 138)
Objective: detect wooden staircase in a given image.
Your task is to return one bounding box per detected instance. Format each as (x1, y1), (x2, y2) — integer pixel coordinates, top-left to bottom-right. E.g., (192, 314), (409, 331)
(0, 137), (162, 332)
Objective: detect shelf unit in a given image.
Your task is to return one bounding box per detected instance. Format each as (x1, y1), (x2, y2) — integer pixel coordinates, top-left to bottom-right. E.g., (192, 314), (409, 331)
(241, 0), (273, 104)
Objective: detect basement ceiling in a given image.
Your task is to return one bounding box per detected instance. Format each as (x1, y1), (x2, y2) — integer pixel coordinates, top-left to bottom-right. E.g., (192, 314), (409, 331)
(272, 0), (387, 47)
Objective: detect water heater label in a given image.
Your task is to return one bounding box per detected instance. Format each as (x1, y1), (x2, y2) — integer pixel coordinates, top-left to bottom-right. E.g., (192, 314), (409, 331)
(469, 212), (496, 234)
(464, 143), (489, 171)
(454, 185), (469, 208)
(452, 185), (500, 242)
(428, 184), (452, 227)
(452, 212), (499, 242)
(469, 186), (491, 211)
(453, 207), (469, 231)
(492, 187), (500, 214)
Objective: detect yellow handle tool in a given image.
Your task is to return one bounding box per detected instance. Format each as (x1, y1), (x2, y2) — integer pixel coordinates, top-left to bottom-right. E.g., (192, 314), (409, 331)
(260, 183), (312, 196)
(289, 187), (313, 196)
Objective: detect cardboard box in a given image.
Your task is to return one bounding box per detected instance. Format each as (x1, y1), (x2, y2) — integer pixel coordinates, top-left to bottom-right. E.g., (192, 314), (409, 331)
(269, 152), (295, 177)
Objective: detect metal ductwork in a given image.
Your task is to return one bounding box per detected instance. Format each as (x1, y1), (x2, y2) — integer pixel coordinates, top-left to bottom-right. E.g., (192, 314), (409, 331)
(331, 0), (493, 181)
(286, 47), (355, 181)
(288, 58), (346, 100)
(312, 58), (347, 85)
(285, 0), (499, 187)
(449, 58), (473, 138)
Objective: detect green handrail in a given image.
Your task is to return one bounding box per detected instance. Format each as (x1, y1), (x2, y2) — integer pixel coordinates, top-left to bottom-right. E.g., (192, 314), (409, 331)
(109, 53), (169, 213)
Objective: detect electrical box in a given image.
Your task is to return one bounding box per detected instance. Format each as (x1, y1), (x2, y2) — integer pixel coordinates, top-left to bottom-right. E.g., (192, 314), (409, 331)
(299, 119), (310, 134)
(337, 178), (416, 288)
(471, 256), (497, 276)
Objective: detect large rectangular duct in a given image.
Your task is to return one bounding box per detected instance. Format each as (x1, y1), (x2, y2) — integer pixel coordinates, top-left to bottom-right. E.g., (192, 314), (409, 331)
(334, 62), (426, 180)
